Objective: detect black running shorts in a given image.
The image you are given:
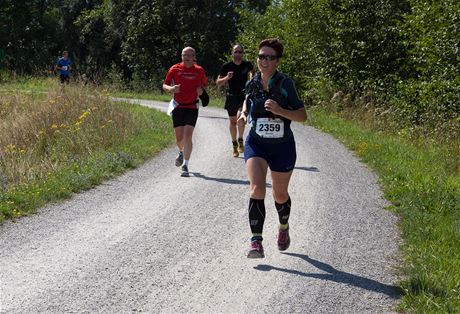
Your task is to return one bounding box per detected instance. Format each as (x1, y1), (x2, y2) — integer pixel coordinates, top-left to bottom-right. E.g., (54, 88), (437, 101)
(172, 108), (199, 128)
(225, 94), (245, 117)
(60, 74), (70, 84)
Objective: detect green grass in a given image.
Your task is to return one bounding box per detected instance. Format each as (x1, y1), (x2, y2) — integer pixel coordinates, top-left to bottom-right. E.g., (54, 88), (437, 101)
(0, 85), (174, 222)
(308, 108), (460, 312)
(0, 73), (54, 93)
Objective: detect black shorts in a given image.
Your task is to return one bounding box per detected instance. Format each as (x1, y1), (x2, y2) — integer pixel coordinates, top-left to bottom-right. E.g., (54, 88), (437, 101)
(60, 74), (70, 84)
(225, 94), (245, 116)
(172, 108), (199, 128)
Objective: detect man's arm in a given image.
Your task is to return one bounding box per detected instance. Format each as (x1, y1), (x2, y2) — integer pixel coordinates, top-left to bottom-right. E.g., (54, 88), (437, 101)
(216, 74), (230, 87)
(163, 68), (180, 93)
(216, 64), (230, 87)
(249, 62), (255, 79)
(163, 83), (179, 94)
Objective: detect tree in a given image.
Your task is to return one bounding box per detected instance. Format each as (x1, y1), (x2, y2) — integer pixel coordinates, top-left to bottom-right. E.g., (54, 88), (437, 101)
(0, 0), (61, 72)
(121, 0), (247, 89)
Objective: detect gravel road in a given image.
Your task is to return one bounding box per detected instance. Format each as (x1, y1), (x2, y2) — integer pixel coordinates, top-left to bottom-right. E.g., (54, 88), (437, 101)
(0, 99), (401, 313)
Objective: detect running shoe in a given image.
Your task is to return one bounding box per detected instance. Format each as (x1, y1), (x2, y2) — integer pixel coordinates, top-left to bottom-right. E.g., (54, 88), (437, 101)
(232, 144), (239, 157)
(175, 151), (183, 167)
(180, 165), (189, 177)
(277, 227), (290, 251)
(237, 138), (244, 153)
(247, 240), (265, 258)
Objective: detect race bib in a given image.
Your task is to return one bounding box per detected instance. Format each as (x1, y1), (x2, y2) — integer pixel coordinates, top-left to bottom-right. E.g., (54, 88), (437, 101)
(62, 66), (68, 70)
(255, 118), (284, 138)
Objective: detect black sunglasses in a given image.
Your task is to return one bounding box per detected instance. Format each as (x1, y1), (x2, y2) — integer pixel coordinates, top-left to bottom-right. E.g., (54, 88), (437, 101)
(258, 54), (278, 61)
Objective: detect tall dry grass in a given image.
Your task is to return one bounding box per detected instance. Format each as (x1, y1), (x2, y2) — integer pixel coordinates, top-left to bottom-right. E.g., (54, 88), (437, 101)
(0, 85), (134, 190)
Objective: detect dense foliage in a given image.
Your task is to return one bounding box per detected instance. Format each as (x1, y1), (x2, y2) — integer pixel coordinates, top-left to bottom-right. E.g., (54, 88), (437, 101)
(0, 0), (270, 87)
(237, 0), (459, 140)
(0, 0), (458, 134)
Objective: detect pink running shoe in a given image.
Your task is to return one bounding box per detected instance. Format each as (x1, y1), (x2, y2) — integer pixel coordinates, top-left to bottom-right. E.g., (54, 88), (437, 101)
(247, 240), (265, 258)
(277, 227), (290, 251)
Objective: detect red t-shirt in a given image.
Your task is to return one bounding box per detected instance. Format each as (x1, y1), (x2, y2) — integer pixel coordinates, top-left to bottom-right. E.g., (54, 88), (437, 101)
(164, 63), (208, 109)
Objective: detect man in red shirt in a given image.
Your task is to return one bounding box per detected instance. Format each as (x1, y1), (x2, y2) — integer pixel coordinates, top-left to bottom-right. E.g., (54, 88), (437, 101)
(163, 47), (208, 177)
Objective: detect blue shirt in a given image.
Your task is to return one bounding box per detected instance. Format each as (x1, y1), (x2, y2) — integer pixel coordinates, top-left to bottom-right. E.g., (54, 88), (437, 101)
(57, 57), (72, 77)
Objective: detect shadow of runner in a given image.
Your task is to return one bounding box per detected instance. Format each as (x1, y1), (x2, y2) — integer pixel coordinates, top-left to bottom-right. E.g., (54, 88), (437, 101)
(294, 166), (320, 172)
(254, 252), (402, 299)
(198, 115), (228, 120)
(192, 172), (252, 186)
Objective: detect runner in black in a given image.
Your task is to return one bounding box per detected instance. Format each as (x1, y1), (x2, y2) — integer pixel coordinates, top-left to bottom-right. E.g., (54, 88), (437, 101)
(238, 38), (307, 258)
(216, 45), (254, 157)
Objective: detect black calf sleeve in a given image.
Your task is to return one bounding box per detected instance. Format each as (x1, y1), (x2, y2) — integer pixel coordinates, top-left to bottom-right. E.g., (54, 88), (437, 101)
(248, 198), (265, 238)
(275, 197), (291, 225)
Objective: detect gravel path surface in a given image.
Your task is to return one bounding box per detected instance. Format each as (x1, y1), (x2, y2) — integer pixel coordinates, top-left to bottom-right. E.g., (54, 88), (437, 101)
(0, 100), (401, 313)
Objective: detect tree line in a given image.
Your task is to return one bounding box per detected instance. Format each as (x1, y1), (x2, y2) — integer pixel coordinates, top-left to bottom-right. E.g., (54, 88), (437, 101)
(237, 0), (459, 135)
(0, 0), (269, 88)
(1, 0), (458, 134)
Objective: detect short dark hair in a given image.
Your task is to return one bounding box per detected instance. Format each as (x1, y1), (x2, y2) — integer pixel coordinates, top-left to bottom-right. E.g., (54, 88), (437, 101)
(259, 38), (284, 58)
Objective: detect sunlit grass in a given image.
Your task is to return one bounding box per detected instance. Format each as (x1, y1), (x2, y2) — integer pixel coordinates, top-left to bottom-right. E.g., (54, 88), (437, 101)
(0, 84), (174, 221)
(308, 108), (460, 312)
(0, 72), (54, 93)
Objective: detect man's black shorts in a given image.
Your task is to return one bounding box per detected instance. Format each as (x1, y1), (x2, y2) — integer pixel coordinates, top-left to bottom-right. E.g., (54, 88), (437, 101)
(60, 74), (70, 84)
(172, 108), (199, 128)
(225, 94), (245, 117)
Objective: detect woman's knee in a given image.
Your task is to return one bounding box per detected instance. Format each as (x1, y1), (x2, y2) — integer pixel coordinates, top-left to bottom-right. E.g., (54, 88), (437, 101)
(250, 184), (266, 199)
(272, 189), (289, 203)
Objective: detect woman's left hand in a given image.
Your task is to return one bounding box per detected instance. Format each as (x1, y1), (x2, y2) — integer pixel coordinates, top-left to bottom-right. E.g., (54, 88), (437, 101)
(264, 99), (282, 115)
(196, 86), (203, 96)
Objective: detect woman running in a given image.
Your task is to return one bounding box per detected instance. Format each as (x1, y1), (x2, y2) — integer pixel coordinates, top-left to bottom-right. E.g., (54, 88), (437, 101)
(238, 38), (307, 258)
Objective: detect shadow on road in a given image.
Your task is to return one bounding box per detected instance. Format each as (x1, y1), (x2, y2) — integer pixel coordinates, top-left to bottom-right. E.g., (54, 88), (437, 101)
(198, 115), (228, 120)
(295, 166), (320, 172)
(192, 172), (253, 186)
(254, 252), (402, 299)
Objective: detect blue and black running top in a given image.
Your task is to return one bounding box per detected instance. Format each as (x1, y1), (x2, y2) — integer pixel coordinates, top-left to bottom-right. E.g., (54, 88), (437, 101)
(57, 57), (72, 77)
(245, 71), (304, 143)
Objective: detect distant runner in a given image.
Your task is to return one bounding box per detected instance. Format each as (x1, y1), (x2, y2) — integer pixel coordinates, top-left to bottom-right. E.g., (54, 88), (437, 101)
(56, 50), (72, 85)
(238, 38), (307, 258)
(163, 47), (208, 177)
(216, 45), (254, 157)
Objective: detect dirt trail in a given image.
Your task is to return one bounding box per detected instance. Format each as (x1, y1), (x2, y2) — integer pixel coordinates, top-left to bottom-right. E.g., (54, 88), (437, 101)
(0, 100), (400, 313)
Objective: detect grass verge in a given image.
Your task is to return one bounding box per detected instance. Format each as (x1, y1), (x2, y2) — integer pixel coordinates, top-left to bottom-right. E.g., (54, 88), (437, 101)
(308, 108), (460, 312)
(0, 85), (174, 222)
(0, 73), (54, 94)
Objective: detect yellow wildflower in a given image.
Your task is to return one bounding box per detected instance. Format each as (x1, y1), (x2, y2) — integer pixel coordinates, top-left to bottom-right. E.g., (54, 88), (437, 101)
(5, 144), (16, 153)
